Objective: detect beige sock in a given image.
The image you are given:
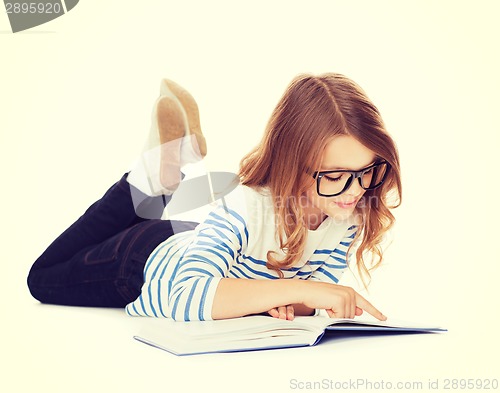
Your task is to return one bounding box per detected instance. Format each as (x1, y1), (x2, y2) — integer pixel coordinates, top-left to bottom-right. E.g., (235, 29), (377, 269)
(127, 80), (206, 197)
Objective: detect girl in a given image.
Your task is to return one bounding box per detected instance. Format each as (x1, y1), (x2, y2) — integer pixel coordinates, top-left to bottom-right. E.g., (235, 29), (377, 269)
(27, 73), (402, 322)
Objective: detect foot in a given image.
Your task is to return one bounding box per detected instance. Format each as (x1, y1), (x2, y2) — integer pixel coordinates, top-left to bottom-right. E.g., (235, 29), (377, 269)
(155, 96), (187, 191)
(160, 79), (207, 158)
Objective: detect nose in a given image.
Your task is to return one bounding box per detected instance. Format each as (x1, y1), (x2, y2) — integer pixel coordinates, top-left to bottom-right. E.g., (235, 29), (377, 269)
(345, 176), (364, 197)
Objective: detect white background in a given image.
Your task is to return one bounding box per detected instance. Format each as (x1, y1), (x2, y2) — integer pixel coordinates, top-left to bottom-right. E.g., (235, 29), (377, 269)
(1, 1), (499, 392)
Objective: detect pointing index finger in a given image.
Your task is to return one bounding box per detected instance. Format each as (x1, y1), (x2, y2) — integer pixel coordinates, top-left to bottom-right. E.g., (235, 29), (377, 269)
(355, 293), (387, 321)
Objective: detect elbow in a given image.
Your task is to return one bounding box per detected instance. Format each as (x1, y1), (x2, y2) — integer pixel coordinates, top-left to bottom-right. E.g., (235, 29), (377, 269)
(168, 276), (217, 322)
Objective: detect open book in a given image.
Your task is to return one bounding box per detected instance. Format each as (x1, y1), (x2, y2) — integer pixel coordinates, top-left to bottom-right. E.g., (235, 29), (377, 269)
(133, 315), (446, 356)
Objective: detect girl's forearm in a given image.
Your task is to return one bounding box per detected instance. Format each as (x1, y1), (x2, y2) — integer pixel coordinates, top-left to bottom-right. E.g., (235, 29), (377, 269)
(211, 278), (304, 320)
(211, 277), (386, 321)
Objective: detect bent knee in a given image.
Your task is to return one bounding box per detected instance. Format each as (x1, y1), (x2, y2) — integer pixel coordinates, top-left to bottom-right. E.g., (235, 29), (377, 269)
(27, 268), (47, 303)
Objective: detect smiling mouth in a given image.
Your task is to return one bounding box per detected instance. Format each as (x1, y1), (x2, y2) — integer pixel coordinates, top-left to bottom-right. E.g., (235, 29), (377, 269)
(335, 200), (358, 208)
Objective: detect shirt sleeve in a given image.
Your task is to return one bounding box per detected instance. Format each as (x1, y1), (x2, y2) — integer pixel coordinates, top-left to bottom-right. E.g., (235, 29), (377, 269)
(309, 225), (358, 284)
(167, 199), (249, 321)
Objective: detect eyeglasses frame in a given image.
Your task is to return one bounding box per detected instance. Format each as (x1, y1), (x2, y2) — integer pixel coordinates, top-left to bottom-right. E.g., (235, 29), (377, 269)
(312, 161), (391, 197)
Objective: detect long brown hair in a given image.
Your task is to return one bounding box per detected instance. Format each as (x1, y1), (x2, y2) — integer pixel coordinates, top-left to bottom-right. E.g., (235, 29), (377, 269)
(239, 73), (402, 286)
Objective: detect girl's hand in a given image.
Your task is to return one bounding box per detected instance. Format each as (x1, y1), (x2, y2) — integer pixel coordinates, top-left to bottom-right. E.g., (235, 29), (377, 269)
(300, 281), (386, 320)
(267, 305), (294, 320)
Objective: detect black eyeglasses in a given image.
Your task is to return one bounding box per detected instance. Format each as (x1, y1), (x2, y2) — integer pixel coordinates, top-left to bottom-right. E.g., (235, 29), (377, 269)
(312, 161), (390, 197)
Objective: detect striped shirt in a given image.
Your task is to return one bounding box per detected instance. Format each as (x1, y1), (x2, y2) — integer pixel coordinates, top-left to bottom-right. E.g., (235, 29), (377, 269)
(125, 185), (357, 321)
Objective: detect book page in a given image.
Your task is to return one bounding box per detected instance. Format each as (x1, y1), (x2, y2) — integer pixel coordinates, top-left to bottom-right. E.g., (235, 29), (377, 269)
(134, 316), (324, 355)
(294, 315), (446, 331)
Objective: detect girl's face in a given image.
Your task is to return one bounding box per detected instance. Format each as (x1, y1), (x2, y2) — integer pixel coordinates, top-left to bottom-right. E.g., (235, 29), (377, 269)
(303, 135), (376, 229)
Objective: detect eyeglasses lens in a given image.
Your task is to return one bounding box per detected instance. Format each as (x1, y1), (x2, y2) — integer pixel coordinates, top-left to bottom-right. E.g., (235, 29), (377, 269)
(360, 162), (388, 189)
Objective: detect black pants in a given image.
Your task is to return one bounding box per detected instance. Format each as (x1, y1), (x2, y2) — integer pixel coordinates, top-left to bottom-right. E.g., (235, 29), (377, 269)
(27, 173), (198, 307)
